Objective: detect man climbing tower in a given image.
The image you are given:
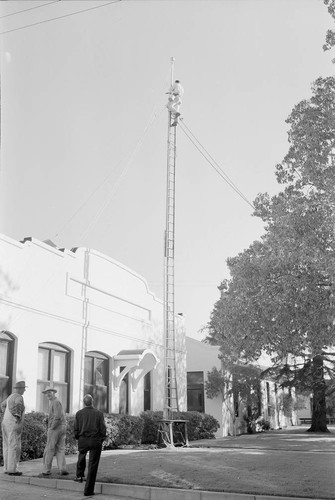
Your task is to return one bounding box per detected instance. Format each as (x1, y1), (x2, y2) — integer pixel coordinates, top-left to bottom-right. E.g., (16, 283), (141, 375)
(167, 79), (184, 126)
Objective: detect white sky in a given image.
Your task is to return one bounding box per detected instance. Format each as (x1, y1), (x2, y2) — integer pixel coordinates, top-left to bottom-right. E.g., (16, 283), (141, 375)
(0, 0), (334, 341)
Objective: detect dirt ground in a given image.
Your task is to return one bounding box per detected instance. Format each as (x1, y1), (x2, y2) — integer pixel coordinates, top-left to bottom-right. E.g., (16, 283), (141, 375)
(57, 426), (335, 499)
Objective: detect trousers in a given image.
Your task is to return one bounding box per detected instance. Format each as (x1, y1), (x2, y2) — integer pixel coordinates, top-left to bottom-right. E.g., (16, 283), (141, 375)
(1, 417), (23, 473)
(76, 436), (103, 496)
(43, 424), (67, 473)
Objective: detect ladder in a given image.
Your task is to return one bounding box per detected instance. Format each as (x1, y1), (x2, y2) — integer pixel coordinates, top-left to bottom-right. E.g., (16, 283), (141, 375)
(163, 109), (179, 419)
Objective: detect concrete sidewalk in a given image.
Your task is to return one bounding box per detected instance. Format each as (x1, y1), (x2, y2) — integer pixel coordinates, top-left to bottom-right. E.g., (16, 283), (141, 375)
(0, 426), (333, 500)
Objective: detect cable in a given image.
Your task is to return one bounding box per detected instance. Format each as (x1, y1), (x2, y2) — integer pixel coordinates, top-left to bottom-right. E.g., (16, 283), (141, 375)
(180, 119), (254, 208)
(179, 119), (255, 210)
(0, 1), (60, 19)
(0, 0), (121, 35)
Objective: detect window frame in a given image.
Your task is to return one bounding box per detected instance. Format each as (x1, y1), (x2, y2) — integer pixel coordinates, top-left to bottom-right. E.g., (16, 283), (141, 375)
(84, 351), (109, 413)
(37, 342), (70, 413)
(187, 371), (205, 413)
(0, 331), (15, 402)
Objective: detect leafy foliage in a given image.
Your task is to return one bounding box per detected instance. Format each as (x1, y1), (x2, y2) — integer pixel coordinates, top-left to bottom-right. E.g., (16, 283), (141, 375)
(323, 1), (335, 59)
(206, 76), (335, 431)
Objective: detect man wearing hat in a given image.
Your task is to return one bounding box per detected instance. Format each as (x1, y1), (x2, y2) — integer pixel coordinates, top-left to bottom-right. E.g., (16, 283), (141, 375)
(41, 386), (68, 476)
(1, 381), (27, 476)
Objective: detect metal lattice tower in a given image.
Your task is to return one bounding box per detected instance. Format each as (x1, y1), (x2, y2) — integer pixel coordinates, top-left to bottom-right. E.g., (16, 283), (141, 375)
(163, 57), (179, 419)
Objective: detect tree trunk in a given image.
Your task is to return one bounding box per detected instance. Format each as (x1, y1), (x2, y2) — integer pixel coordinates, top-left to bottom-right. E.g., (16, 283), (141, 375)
(307, 355), (329, 433)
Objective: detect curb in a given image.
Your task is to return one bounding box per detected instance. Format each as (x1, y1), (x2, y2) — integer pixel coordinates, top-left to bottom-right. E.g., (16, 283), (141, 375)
(0, 474), (324, 500)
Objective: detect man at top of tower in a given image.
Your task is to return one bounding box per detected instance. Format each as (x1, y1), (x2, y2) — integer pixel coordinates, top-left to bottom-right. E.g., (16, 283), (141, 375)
(170, 80), (184, 97)
(167, 80), (184, 126)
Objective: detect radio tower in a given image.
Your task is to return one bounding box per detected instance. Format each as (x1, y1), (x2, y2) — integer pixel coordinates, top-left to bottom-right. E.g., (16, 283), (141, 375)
(163, 57), (182, 419)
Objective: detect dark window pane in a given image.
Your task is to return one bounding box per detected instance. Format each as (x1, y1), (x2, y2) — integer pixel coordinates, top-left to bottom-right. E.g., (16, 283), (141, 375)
(187, 372), (204, 412)
(187, 388), (204, 412)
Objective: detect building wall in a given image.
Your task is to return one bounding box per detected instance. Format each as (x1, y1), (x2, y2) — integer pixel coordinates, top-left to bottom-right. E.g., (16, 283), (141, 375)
(186, 338), (299, 436)
(0, 233), (186, 415)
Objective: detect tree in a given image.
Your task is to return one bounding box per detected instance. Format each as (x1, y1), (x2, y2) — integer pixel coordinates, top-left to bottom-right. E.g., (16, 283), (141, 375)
(205, 364), (262, 435)
(323, 0), (335, 61)
(206, 76), (335, 432)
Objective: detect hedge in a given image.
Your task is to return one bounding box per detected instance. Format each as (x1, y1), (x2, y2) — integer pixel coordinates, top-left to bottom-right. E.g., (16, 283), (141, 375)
(0, 409), (219, 465)
(140, 410), (220, 443)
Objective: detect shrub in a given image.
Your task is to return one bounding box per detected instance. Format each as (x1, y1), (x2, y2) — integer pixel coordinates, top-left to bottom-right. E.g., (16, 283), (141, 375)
(140, 410), (220, 444)
(65, 414), (78, 455)
(103, 414), (144, 449)
(244, 415), (271, 433)
(21, 412), (47, 461)
(140, 410), (163, 444)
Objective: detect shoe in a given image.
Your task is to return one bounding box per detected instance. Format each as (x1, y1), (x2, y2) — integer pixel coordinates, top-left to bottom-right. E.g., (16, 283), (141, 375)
(8, 472), (22, 476)
(84, 493), (95, 497)
(74, 476), (85, 482)
(60, 471), (69, 476)
(171, 122), (177, 127)
(42, 472), (51, 476)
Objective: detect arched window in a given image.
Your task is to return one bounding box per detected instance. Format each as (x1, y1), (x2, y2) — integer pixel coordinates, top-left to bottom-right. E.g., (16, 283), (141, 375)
(37, 342), (70, 413)
(84, 351), (109, 413)
(0, 331), (15, 402)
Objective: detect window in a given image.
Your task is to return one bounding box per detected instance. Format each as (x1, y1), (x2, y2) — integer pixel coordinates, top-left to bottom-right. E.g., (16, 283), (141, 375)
(187, 371), (204, 413)
(84, 352), (109, 413)
(0, 331), (14, 403)
(119, 367), (129, 414)
(143, 371), (151, 411)
(37, 343), (70, 413)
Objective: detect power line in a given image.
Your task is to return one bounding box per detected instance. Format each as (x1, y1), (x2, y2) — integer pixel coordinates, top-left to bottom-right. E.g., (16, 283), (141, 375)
(0, 0), (121, 35)
(179, 119), (255, 210)
(0, 1), (60, 20)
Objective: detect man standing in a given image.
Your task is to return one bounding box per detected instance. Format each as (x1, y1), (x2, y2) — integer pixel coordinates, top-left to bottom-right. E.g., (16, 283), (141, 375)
(1, 381), (27, 476)
(74, 394), (106, 497)
(41, 386), (68, 476)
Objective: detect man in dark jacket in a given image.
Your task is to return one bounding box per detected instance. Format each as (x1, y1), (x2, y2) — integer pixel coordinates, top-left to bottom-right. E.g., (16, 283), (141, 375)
(73, 394), (106, 497)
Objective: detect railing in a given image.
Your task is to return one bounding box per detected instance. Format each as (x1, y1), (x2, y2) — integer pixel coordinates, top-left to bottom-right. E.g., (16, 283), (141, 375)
(299, 417), (335, 425)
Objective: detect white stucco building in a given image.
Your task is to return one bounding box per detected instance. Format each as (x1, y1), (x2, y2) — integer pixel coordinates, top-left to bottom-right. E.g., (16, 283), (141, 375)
(0, 233), (186, 415)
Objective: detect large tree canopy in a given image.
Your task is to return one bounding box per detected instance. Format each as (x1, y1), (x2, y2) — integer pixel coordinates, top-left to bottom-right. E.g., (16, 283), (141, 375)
(206, 76), (335, 432)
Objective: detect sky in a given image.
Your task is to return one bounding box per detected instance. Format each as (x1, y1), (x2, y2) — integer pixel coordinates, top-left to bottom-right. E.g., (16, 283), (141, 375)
(0, 0), (334, 341)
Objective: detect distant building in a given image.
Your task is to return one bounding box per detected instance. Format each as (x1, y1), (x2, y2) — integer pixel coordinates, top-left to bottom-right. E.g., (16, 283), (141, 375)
(186, 338), (299, 436)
